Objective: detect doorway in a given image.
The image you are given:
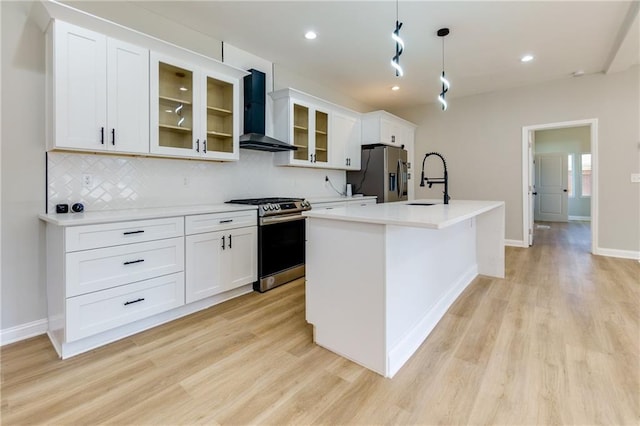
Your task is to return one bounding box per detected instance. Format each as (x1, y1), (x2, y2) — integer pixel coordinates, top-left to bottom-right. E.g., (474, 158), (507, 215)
(521, 119), (598, 252)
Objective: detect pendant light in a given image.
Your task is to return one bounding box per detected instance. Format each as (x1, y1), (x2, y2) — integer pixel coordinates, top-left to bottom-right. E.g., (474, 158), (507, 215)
(391, 0), (404, 77)
(437, 28), (450, 111)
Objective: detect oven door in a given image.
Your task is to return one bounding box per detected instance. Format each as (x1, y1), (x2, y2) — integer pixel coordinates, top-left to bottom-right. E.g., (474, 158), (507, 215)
(257, 214), (306, 292)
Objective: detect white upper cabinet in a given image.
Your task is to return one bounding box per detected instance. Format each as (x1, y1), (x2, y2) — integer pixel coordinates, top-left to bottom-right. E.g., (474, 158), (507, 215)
(271, 88), (363, 170)
(271, 90), (330, 167)
(48, 21), (149, 154)
(150, 53), (240, 161)
(331, 110), (361, 170)
(361, 111), (415, 148)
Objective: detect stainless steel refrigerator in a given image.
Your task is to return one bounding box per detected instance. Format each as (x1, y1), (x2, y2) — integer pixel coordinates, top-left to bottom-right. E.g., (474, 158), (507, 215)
(347, 144), (408, 203)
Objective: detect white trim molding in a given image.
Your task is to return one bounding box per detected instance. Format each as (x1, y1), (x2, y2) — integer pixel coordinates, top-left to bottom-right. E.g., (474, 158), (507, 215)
(594, 248), (640, 261)
(522, 118), (598, 254)
(505, 239), (528, 248)
(569, 215), (591, 221)
(1, 318), (48, 346)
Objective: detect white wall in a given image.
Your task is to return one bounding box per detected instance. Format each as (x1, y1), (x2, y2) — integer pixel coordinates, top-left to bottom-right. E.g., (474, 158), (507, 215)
(1, 1), (48, 330)
(0, 1), (369, 334)
(535, 126), (591, 218)
(395, 66), (640, 251)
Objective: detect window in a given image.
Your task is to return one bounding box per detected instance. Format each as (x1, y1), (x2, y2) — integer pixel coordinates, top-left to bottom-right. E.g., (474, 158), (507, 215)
(567, 154), (574, 197)
(581, 153), (592, 197)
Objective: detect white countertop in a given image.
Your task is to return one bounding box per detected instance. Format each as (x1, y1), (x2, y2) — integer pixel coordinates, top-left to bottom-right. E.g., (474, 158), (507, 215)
(307, 195), (377, 204)
(38, 204), (258, 226)
(303, 199), (504, 230)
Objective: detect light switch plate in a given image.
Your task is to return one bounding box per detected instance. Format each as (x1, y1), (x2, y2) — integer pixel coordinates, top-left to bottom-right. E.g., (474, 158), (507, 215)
(632, 173), (640, 183)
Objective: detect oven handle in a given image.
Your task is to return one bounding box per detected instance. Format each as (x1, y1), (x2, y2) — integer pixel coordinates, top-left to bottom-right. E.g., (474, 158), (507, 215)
(260, 214), (306, 226)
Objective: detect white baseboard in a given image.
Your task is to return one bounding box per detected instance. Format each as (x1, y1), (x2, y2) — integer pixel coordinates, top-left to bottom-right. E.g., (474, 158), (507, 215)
(594, 247), (640, 260)
(569, 216), (591, 221)
(505, 239), (528, 248)
(1, 318), (48, 346)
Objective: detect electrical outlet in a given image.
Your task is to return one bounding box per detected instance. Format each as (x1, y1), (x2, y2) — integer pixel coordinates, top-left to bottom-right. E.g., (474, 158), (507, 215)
(183, 176), (189, 186)
(82, 174), (93, 188)
(631, 173), (640, 183)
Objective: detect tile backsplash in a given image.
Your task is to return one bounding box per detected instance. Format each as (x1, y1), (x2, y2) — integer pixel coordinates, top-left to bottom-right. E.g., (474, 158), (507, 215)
(47, 151), (346, 213)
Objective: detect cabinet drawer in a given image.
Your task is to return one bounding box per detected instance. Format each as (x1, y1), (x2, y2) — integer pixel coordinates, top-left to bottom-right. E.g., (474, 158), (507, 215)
(185, 210), (256, 235)
(66, 237), (184, 297)
(311, 201), (347, 210)
(65, 217), (184, 252)
(66, 272), (184, 342)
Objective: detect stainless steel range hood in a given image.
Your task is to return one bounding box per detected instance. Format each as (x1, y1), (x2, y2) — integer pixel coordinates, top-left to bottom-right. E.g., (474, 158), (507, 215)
(240, 69), (296, 152)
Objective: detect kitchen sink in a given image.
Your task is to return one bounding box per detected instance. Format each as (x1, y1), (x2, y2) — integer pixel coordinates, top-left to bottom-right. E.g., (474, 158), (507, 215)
(406, 202), (438, 206)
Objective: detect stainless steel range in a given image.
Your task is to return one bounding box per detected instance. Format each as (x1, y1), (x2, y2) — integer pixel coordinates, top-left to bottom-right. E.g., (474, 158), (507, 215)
(226, 197), (311, 292)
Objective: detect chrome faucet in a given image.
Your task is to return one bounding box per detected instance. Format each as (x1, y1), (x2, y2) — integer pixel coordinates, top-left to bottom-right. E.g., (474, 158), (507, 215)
(420, 152), (450, 204)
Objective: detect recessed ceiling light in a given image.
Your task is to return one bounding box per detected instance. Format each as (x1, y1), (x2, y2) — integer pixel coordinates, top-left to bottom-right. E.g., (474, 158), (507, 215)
(179, 86), (188, 91)
(391, 85), (400, 91)
(572, 70), (585, 77)
(520, 54), (534, 63)
(305, 31), (317, 40)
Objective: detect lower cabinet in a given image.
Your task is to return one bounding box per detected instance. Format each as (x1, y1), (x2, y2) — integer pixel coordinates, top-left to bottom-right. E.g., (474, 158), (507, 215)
(43, 208), (257, 358)
(66, 272), (184, 341)
(185, 226), (257, 303)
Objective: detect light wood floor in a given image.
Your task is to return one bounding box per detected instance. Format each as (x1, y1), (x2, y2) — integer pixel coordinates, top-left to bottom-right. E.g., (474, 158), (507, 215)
(2, 222), (638, 425)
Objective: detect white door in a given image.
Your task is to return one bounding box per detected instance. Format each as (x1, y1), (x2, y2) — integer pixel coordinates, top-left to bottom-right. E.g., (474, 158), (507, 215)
(528, 131), (535, 245)
(226, 227), (258, 291)
(535, 153), (568, 222)
(185, 231), (225, 303)
(54, 21), (107, 150)
(106, 39), (149, 154)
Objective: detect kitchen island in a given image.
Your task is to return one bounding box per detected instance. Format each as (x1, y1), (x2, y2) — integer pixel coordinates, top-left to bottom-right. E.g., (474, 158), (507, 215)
(303, 199), (505, 378)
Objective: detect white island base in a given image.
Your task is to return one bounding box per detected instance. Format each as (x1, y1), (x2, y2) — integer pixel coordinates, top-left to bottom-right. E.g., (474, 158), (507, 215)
(304, 200), (505, 378)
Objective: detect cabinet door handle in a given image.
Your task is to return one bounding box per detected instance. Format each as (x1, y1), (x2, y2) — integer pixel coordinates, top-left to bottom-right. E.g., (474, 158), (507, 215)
(100, 127), (105, 145)
(123, 230), (144, 235)
(391, 135), (396, 143)
(196, 139), (200, 152)
(124, 297), (145, 306)
(123, 259), (145, 265)
(219, 219), (233, 224)
(221, 235), (226, 250)
(228, 234), (232, 249)
(203, 140), (207, 154)
(111, 128), (116, 145)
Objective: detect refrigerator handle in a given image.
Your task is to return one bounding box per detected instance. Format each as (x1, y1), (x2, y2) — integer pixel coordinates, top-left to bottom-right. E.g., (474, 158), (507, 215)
(397, 159), (403, 197)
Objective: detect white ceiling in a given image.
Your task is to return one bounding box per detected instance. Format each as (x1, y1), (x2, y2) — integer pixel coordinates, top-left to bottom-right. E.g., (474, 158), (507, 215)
(128, 1), (639, 110)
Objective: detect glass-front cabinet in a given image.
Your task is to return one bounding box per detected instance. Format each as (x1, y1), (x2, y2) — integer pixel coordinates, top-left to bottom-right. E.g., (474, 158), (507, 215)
(205, 76), (234, 155)
(292, 104), (309, 162)
(314, 110), (329, 164)
(156, 62), (196, 152)
(150, 53), (240, 161)
(271, 89), (330, 167)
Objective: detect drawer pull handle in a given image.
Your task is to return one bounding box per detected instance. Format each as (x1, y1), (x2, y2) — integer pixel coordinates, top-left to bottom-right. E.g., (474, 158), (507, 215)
(123, 259), (145, 265)
(124, 297), (145, 306)
(219, 219), (233, 224)
(123, 230), (145, 235)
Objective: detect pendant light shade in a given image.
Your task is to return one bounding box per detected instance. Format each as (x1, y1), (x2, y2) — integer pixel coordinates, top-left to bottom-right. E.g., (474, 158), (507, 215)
(391, 0), (404, 77)
(437, 28), (450, 111)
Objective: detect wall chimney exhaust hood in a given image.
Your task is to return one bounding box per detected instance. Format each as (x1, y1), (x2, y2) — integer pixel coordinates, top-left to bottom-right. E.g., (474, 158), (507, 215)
(240, 69), (296, 152)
